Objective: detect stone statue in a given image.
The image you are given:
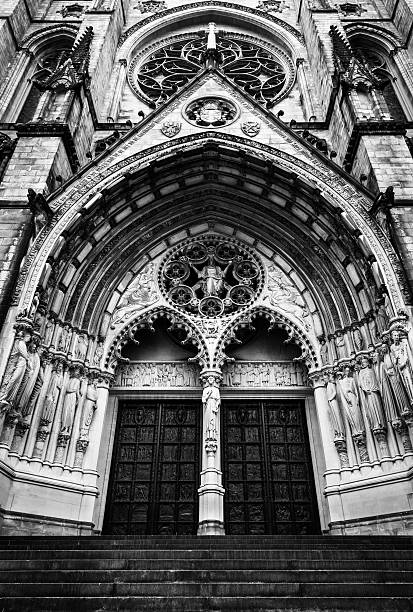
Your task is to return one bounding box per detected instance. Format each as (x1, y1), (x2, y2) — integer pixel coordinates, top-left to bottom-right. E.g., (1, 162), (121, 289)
(325, 373), (345, 439)
(42, 362), (64, 424)
(191, 253), (231, 297)
(93, 341), (104, 367)
(352, 327), (364, 352)
(335, 332), (346, 360)
(378, 344), (410, 418)
(357, 357), (389, 455)
(337, 366), (369, 462)
(16, 339), (43, 418)
(337, 367), (364, 434)
(202, 376), (220, 441)
(320, 338), (329, 365)
(80, 379), (98, 438)
(57, 325), (71, 353)
(75, 334), (88, 361)
(60, 369), (81, 434)
(0, 332), (31, 413)
(390, 331), (413, 404)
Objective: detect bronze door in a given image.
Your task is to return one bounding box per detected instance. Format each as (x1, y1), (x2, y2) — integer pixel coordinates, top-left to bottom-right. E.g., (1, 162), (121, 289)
(103, 400), (200, 535)
(223, 400), (320, 535)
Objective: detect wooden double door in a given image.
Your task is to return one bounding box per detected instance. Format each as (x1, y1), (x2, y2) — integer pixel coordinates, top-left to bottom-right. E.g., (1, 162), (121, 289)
(103, 399), (320, 535)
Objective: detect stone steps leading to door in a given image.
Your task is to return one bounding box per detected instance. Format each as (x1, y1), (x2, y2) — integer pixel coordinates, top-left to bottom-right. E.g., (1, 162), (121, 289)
(0, 536), (412, 610)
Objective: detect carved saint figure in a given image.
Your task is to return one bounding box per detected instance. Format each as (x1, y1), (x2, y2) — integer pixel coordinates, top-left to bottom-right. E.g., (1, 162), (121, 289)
(378, 344), (409, 418)
(337, 367), (364, 435)
(357, 357), (386, 432)
(390, 331), (413, 404)
(191, 254), (231, 297)
(80, 379), (98, 438)
(325, 373), (345, 439)
(202, 376), (221, 441)
(0, 332), (31, 412)
(75, 334), (88, 361)
(60, 369), (81, 434)
(42, 363), (64, 424)
(16, 339), (43, 418)
(57, 325), (70, 353)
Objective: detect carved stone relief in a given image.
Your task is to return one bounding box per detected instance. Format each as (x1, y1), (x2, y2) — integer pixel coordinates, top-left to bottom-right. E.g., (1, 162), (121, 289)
(112, 263), (159, 326)
(222, 361), (308, 387)
(114, 362), (201, 388)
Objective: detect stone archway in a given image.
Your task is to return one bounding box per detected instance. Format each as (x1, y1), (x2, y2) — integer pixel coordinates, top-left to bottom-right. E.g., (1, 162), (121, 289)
(0, 139), (412, 536)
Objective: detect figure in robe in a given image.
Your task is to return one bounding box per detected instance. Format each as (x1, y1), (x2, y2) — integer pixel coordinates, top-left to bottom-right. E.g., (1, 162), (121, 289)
(42, 363), (64, 424)
(379, 343), (410, 417)
(16, 339), (43, 419)
(202, 376), (220, 440)
(337, 367), (365, 435)
(79, 379), (98, 438)
(60, 370), (81, 434)
(357, 357), (387, 432)
(390, 331), (413, 404)
(0, 332), (31, 413)
(325, 373), (345, 439)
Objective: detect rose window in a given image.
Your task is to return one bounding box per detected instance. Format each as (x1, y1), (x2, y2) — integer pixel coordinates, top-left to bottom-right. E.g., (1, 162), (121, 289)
(160, 237), (263, 318)
(129, 36), (292, 107)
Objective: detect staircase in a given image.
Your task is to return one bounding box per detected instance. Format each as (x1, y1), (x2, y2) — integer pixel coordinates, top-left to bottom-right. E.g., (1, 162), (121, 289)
(0, 535), (413, 611)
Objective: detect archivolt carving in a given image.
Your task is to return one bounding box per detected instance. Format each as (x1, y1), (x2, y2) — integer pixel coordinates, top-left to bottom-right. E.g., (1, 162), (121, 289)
(213, 307), (318, 370)
(12, 133), (408, 327)
(118, 1), (304, 48)
(106, 306), (208, 371)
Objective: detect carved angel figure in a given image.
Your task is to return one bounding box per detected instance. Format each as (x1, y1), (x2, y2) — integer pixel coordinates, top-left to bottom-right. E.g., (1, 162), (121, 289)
(266, 265), (310, 328)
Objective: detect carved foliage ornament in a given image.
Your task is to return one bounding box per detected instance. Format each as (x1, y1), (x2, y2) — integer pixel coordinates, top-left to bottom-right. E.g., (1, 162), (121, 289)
(160, 237), (263, 318)
(130, 36), (289, 106)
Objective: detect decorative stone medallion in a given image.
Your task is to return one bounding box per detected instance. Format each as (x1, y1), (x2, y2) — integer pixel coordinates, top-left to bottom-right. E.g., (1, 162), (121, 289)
(161, 121), (181, 138)
(160, 236), (264, 317)
(241, 121), (261, 137)
(184, 98), (238, 128)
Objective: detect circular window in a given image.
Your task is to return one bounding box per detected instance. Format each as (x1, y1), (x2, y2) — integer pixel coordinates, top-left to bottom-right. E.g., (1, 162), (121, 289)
(129, 35), (293, 107)
(160, 236), (264, 318)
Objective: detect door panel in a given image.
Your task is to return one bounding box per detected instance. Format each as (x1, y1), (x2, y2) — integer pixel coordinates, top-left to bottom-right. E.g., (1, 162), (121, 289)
(103, 400), (200, 535)
(223, 400), (320, 535)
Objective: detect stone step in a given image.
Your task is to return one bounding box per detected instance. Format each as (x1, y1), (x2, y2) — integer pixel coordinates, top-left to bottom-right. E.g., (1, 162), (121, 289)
(1, 557), (412, 571)
(0, 548), (412, 560)
(0, 581), (412, 597)
(1, 536), (412, 549)
(0, 597), (411, 612)
(1, 568), (412, 583)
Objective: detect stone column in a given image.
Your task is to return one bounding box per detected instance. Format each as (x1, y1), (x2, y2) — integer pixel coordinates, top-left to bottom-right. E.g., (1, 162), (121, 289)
(197, 371), (225, 535)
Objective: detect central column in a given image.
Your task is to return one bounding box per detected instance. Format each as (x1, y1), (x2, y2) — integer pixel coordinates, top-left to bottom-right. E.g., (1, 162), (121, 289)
(197, 370), (225, 535)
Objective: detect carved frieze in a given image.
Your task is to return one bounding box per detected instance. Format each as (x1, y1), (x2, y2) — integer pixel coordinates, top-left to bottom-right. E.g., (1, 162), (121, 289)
(114, 362), (201, 388)
(222, 361), (309, 387)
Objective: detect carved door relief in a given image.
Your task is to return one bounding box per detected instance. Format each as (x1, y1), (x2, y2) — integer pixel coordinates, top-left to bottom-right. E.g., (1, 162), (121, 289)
(222, 400), (320, 535)
(103, 400), (200, 535)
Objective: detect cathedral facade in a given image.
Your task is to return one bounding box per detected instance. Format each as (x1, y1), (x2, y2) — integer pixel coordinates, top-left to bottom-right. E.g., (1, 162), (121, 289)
(0, 0), (413, 537)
